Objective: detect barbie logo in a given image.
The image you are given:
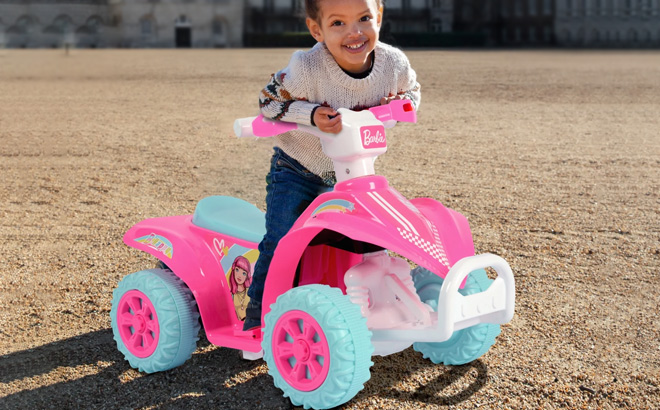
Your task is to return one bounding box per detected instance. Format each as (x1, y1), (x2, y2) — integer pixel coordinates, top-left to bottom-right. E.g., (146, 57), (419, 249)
(360, 125), (387, 149)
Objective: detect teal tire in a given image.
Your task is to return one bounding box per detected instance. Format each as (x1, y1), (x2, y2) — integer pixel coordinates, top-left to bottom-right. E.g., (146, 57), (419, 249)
(110, 269), (200, 373)
(263, 285), (373, 409)
(412, 267), (501, 365)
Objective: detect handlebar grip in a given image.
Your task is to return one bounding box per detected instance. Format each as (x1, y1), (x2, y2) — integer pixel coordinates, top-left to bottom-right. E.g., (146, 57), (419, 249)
(234, 117), (257, 138)
(368, 99), (417, 126)
(390, 99), (417, 123)
(234, 114), (299, 138)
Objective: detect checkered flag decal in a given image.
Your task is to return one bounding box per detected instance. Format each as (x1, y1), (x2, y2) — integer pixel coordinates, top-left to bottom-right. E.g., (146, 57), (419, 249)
(398, 227), (451, 269)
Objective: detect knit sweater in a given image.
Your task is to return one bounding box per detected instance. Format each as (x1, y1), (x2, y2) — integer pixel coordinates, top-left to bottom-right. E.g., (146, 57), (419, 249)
(259, 41), (421, 179)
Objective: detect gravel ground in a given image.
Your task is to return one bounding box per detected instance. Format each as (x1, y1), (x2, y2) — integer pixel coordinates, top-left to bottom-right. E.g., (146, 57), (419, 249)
(0, 48), (659, 409)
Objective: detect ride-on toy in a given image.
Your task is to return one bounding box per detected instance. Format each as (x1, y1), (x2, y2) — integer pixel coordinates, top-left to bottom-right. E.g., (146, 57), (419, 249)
(111, 100), (515, 409)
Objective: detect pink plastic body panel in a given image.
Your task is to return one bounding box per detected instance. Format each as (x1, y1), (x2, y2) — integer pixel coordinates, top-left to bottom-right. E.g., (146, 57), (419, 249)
(297, 245), (363, 293)
(123, 176), (476, 350)
(123, 216), (263, 352)
(262, 175), (475, 322)
(408, 197), (475, 264)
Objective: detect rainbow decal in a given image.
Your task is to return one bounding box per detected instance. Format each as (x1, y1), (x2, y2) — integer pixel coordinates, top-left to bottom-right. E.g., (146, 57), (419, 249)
(311, 199), (355, 217)
(135, 233), (173, 259)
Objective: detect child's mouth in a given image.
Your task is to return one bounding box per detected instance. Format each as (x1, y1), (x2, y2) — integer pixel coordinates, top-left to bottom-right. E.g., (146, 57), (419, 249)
(344, 42), (366, 53)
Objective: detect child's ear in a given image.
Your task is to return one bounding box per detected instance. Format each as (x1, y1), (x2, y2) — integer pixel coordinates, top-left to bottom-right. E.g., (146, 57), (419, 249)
(306, 17), (324, 42)
(377, 5), (383, 27)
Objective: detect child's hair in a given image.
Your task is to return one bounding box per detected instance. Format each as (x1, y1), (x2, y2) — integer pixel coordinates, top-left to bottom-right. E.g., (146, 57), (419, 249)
(305, 0), (383, 22)
(229, 255), (252, 294)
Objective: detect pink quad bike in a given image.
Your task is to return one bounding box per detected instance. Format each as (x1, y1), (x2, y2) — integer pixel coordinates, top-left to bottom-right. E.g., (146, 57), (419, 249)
(111, 100), (515, 410)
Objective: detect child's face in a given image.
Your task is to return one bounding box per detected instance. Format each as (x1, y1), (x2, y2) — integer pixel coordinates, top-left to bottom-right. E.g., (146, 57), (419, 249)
(306, 0), (382, 74)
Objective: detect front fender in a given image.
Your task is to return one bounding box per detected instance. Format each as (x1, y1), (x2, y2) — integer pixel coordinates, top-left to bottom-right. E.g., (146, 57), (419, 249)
(262, 209), (458, 318)
(262, 177), (479, 322)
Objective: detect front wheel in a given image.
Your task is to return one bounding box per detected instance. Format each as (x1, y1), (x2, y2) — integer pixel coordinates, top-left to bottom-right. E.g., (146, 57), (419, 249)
(263, 285), (373, 409)
(412, 267), (501, 365)
(110, 269), (200, 373)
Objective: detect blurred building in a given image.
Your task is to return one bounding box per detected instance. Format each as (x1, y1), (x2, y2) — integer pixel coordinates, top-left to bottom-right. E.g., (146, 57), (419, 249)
(453, 0), (555, 46)
(243, 0), (454, 35)
(555, 0), (660, 47)
(453, 0), (660, 47)
(0, 0), (244, 48)
(242, 0), (456, 47)
(1, 0), (659, 48)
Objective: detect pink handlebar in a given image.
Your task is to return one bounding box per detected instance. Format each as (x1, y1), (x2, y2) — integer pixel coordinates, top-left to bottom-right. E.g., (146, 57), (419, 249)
(233, 99), (416, 138)
(252, 115), (299, 137)
(368, 99), (417, 124)
(233, 115), (299, 138)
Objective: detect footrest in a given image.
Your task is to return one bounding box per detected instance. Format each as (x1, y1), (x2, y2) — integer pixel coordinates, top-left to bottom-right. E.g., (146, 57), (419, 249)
(437, 254), (515, 337)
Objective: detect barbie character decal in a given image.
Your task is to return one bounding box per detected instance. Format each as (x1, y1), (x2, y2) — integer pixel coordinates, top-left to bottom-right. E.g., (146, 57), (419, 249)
(228, 255), (252, 321)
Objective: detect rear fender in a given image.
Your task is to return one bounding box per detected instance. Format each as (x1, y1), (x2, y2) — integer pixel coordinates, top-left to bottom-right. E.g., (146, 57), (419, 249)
(123, 215), (237, 333)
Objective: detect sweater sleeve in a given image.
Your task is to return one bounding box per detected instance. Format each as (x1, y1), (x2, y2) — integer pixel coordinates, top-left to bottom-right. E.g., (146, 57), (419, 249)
(259, 53), (319, 126)
(395, 52), (421, 110)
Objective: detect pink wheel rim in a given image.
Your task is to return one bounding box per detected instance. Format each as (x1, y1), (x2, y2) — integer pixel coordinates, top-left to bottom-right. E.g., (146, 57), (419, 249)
(116, 290), (160, 358)
(272, 310), (331, 391)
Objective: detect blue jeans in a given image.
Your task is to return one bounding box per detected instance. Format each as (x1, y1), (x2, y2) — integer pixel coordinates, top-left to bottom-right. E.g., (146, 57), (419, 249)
(244, 147), (334, 329)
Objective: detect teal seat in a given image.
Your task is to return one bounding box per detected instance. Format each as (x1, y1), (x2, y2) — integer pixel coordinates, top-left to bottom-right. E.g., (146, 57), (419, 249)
(192, 196), (266, 244)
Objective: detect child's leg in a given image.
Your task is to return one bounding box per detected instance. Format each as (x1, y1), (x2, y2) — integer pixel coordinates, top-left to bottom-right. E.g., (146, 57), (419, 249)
(244, 147), (332, 330)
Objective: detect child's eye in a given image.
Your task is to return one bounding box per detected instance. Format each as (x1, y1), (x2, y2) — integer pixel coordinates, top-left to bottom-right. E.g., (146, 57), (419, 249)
(360, 15), (372, 22)
(331, 20), (343, 26)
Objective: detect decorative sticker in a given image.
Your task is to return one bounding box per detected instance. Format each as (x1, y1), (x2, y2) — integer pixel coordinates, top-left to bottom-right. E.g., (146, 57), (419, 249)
(215, 238), (259, 322)
(360, 125), (386, 149)
(397, 227), (450, 269)
(135, 233), (173, 259)
(311, 199), (355, 217)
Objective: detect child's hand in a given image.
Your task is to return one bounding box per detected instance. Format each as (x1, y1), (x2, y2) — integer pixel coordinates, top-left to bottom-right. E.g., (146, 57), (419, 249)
(314, 106), (342, 134)
(380, 95), (403, 105)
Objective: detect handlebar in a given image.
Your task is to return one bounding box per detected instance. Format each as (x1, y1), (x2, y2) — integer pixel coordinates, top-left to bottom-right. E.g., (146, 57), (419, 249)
(234, 100), (417, 183)
(234, 99), (416, 139)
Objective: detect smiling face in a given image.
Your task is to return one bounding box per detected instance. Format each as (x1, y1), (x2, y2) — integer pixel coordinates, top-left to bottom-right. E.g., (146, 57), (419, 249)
(306, 0), (383, 74)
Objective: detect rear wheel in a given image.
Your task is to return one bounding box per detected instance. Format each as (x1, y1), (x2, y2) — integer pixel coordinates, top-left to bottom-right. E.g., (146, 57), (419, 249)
(111, 269), (200, 373)
(263, 285), (373, 409)
(412, 267), (501, 365)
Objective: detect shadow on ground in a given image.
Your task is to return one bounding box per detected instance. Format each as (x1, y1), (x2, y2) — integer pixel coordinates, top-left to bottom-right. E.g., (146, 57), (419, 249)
(1, 330), (488, 409)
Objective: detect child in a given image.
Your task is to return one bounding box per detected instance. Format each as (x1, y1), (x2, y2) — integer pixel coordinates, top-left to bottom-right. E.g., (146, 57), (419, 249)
(243, 0), (421, 330)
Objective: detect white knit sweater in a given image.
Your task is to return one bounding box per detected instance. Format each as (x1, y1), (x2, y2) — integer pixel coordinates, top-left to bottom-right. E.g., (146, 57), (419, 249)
(259, 41), (421, 179)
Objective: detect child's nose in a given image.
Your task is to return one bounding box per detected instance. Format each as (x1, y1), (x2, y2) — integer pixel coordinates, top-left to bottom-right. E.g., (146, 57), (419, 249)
(348, 22), (363, 36)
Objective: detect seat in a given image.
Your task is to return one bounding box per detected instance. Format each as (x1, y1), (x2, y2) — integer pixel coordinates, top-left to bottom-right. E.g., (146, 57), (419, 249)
(192, 196), (266, 244)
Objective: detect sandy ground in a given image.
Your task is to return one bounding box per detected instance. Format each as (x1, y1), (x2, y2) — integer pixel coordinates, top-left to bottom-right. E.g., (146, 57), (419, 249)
(0, 48), (659, 409)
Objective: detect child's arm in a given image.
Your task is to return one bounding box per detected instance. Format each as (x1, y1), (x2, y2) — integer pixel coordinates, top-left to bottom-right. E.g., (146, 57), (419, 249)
(259, 70), (319, 126)
(397, 79), (421, 109)
(381, 53), (421, 110)
(259, 70), (342, 133)
(398, 54), (421, 110)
